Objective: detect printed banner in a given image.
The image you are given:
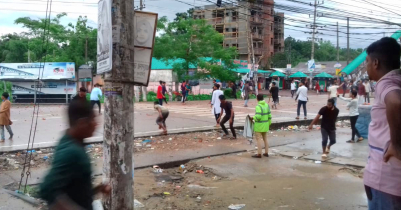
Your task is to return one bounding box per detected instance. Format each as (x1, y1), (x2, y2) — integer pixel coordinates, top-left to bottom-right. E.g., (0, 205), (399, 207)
(0, 62), (75, 80)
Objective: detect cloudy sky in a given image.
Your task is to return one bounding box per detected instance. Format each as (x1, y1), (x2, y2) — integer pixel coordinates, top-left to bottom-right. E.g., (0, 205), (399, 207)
(1, 0), (401, 49)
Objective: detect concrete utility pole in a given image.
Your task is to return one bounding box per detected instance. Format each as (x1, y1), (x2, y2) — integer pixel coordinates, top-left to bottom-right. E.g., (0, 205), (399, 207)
(102, 0), (134, 209)
(250, 32), (258, 95)
(309, 0), (318, 89)
(347, 17), (350, 65)
(336, 22), (339, 63)
(85, 36), (88, 64)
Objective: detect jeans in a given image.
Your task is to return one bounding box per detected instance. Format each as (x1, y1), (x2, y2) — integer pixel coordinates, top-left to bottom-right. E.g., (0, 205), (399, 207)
(163, 95), (168, 104)
(181, 91), (186, 103)
(91, 100), (101, 113)
(214, 109), (221, 123)
(342, 87), (346, 97)
(321, 128), (336, 148)
(158, 99), (163, 106)
(0, 125), (13, 140)
(156, 112), (169, 128)
(297, 100), (307, 117)
(244, 99), (249, 106)
(255, 132), (268, 155)
(350, 115), (361, 140)
(365, 92), (370, 103)
(232, 89), (237, 99)
(366, 186), (401, 210)
(220, 114), (236, 138)
(291, 90), (295, 98)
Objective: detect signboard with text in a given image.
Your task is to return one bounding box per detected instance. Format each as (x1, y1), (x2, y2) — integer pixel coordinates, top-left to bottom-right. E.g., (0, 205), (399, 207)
(97, 0), (112, 74)
(0, 62), (75, 80)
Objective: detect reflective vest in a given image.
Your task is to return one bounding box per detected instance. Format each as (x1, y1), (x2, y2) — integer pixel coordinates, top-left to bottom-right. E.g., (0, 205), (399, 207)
(254, 100), (272, 132)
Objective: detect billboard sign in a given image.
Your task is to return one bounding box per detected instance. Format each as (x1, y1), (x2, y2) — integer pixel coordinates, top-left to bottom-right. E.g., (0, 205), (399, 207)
(0, 62), (75, 80)
(233, 60), (249, 69)
(12, 81), (76, 95)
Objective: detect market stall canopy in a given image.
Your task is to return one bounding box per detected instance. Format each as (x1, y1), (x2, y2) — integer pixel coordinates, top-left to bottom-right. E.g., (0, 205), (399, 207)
(314, 72), (333, 78)
(269, 71), (286, 77)
(289, 71), (308, 78)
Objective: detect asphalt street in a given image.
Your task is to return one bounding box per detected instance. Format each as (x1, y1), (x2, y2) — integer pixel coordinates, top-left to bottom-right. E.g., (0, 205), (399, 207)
(0, 91), (357, 152)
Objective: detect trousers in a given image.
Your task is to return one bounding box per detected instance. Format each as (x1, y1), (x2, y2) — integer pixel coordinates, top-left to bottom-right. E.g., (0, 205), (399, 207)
(91, 100), (101, 113)
(0, 125), (13, 140)
(321, 128), (336, 148)
(350, 115), (361, 140)
(366, 186), (401, 210)
(255, 132), (268, 155)
(297, 100), (307, 117)
(220, 114), (236, 138)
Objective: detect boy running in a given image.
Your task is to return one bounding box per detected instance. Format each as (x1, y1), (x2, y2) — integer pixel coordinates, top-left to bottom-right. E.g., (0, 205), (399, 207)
(269, 82), (279, 109)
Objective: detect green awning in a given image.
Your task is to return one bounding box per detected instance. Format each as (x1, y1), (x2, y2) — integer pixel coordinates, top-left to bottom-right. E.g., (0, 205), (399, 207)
(269, 71), (286, 77)
(341, 30), (401, 75)
(289, 71), (308, 78)
(258, 69), (271, 73)
(315, 72), (333, 78)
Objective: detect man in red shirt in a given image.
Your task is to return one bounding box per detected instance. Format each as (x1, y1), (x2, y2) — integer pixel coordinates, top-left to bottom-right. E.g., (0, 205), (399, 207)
(157, 80), (165, 105)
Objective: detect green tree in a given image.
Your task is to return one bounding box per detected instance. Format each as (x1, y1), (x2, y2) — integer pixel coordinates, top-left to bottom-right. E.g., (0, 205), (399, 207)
(154, 17), (238, 82)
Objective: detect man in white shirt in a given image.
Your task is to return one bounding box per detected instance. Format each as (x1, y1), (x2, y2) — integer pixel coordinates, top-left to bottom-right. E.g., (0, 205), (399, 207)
(291, 80), (297, 98)
(90, 83), (103, 114)
(211, 83), (224, 127)
(328, 80), (339, 106)
(295, 82), (308, 120)
(363, 80), (371, 104)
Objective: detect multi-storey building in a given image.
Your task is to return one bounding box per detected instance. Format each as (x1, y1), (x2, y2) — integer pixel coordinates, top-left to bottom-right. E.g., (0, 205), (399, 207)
(193, 0), (284, 67)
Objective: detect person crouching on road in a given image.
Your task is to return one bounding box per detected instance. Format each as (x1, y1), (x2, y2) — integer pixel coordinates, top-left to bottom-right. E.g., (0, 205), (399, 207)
(217, 95), (236, 139)
(308, 98), (339, 158)
(250, 94), (272, 158)
(154, 101), (169, 135)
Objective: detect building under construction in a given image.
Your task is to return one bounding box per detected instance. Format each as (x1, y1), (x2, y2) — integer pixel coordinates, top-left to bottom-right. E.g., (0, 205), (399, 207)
(193, 0), (284, 67)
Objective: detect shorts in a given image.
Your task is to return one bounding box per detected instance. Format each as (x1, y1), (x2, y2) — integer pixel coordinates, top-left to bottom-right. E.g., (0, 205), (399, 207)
(273, 97), (278, 104)
(156, 112), (169, 125)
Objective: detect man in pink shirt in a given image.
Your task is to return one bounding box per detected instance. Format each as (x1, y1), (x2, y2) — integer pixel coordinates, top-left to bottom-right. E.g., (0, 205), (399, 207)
(364, 37), (401, 209)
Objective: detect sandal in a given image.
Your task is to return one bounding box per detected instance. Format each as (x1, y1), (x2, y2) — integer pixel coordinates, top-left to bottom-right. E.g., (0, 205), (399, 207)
(263, 153), (269, 157)
(357, 138), (364, 142)
(321, 154), (327, 158)
(295, 117), (300, 120)
(346, 140), (355, 143)
(252, 154), (262, 158)
(230, 137), (237, 140)
(326, 147), (330, 154)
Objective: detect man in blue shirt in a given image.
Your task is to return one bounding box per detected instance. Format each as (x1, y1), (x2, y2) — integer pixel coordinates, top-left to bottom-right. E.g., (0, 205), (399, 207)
(90, 83), (102, 114)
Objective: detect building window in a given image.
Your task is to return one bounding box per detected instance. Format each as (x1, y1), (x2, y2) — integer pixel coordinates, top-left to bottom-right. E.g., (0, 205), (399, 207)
(271, 38), (273, 45)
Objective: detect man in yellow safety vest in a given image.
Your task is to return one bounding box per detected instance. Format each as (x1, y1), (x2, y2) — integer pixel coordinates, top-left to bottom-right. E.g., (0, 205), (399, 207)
(250, 94), (272, 158)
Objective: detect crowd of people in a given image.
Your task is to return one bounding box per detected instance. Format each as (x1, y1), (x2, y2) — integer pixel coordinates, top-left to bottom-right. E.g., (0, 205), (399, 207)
(7, 37), (395, 209)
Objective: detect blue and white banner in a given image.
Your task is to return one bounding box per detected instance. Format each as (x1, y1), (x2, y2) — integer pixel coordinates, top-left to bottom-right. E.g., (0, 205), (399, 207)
(0, 62), (75, 80)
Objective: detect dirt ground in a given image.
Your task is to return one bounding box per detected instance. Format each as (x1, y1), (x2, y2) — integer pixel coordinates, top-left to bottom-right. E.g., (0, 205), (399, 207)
(132, 153), (366, 210)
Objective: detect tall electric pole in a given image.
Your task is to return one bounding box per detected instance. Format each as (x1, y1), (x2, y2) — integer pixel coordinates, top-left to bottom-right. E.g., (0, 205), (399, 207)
(336, 22), (339, 63)
(102, 0), (134, 209)
(309, 0), (320, 89)
(347, 17), (350, 65)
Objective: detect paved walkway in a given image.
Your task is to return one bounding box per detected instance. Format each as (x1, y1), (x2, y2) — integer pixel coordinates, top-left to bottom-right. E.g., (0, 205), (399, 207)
(0, 92), (365, 152)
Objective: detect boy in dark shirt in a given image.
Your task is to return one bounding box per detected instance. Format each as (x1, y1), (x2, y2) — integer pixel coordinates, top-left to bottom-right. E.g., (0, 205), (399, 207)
(308, 98), (339, 158)
(217, 95), (236, 139)
(40, 100), (110, 210)
(269, 82), (279, 109)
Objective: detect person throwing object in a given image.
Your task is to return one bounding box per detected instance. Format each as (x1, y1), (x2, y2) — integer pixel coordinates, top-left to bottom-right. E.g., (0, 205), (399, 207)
(308, 99), (339, 158)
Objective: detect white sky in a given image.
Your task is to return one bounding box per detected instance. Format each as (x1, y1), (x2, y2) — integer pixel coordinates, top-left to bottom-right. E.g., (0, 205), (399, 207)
(1, 0), (401, 49)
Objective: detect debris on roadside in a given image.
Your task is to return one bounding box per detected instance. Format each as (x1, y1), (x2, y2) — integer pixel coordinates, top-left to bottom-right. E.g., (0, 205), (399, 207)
(228, 204), (246, 210)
